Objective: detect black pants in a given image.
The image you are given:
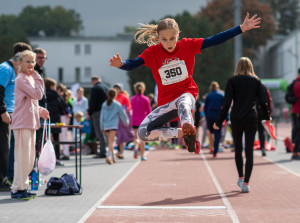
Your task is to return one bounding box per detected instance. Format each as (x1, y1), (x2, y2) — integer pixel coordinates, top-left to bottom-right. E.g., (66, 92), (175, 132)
(52, 133), (60, 160)
(0, 115), (11, 181)
(292, 113), (300, 153)
(231, 123), (257, 184)
(257, 119), (268, 152)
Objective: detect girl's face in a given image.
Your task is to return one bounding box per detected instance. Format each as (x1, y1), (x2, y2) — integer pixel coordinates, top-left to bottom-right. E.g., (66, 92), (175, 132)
(20, 55), (36, 75)
(158, 28), (179, 52)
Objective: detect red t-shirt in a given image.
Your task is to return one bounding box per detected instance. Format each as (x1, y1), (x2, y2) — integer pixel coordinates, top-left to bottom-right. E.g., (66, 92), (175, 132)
(115, 92), (132, 111)
(139, 38), (203, 106)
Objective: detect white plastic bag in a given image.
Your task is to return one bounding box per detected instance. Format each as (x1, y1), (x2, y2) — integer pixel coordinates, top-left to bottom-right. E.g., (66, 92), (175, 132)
(38, 119), (56, 176)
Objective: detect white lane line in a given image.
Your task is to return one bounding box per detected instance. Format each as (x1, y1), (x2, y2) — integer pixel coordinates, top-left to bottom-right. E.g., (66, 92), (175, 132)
(200, 150), (240, 223)
(77, 157), (143, 223)
(97, 205), (226, 210)
(254, 150), (300, 178)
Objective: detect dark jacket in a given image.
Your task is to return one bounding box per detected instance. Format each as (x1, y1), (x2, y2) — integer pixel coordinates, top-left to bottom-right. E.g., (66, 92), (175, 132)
(216, 74), (270, 127)
(204, 90), (224, 120)
(257, 84), (272, 119)
(46, 88), (66, 133)
(88, 82), (109, 115)
(292, 76), (300, 114)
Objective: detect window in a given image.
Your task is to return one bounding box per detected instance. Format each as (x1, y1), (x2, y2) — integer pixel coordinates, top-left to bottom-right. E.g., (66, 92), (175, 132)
(84, 44), (91, 55)
(58, 67), (63, 82)
(75, 44), (81, 55)
(84, 67), (91, 78)
(75, 67), (80, 82)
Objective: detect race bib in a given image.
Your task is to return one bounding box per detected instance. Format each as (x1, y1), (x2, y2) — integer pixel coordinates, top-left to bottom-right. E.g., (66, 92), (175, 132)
(158, 60), (188, 85)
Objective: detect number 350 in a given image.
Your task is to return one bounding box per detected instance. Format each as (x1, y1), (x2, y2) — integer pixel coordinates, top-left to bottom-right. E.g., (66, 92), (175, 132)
(164, 67), (182, 78)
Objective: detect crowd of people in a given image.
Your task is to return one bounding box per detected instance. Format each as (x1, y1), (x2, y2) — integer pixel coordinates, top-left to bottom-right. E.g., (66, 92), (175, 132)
(1, 12), (299, 201)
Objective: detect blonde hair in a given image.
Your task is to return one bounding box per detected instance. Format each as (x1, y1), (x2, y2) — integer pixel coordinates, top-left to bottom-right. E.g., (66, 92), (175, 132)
(134, 18), (180, 46)
(74, 111), (84, 119)
(209, 81), (219, 92)
(134, 81), (146, 94)
(19, 50), (36, 61)
(234, 57), (258, 78)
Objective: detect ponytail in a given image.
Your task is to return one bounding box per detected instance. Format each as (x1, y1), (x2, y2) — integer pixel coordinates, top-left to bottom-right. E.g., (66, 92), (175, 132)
(106, 88), (116, 106)
(134, 24), (159, 46)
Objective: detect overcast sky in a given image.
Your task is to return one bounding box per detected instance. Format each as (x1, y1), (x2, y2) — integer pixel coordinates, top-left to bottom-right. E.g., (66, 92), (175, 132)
(1, 0), (208, 36)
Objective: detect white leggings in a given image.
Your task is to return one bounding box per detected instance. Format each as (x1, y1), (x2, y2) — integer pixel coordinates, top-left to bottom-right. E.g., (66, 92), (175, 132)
(138, 93), (195, 141)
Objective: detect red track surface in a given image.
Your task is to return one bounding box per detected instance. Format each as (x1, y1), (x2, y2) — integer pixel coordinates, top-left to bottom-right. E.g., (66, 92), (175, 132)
(85, 137), (300, 223)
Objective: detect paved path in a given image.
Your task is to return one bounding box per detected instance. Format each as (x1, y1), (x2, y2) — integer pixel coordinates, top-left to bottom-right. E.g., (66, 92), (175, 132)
(1, 122), (299, 223)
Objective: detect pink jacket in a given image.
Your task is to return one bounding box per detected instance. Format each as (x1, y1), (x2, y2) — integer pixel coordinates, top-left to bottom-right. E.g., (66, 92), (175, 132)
(131, 94), (151, 126)
(11, 71), (47, 130)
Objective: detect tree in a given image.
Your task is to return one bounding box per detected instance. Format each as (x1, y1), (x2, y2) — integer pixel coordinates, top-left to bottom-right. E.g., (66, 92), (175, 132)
(18, 5), (83, 37)
(197, 0), (275, 57)
(0, 15), (28, 62)
(0, 5), (83, 62)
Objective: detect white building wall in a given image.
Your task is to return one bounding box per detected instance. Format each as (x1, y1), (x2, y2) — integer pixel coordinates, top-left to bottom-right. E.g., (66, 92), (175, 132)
(30, 36), (133, 94)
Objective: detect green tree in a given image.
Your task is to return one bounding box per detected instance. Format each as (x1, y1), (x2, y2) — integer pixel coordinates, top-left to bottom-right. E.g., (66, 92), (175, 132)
(0, 5), (83, 62)
(18, 5), (83, 37)
(0, 15), (28, 62)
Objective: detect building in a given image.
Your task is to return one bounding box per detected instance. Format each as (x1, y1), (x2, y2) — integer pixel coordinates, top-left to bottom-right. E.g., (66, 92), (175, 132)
(30, 34), (133, 94)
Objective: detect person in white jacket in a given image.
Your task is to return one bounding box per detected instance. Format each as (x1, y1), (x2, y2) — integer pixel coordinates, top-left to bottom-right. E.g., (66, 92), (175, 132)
(100, 88), (129, 164)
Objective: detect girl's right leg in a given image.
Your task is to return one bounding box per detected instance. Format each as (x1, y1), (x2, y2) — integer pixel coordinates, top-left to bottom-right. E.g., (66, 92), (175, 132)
(231, 124), (244, 179)
(243, 125), (257, 183)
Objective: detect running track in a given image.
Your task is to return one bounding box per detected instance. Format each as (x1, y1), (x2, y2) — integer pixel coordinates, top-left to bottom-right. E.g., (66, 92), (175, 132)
(81, 141), (300, 223)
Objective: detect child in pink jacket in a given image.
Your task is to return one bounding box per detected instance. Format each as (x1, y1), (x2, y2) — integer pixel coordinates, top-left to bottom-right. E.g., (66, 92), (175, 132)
(11, 50), (49, 200)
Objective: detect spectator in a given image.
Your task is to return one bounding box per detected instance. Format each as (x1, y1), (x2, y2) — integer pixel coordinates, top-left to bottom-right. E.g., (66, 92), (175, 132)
(204, 81), (225, 158)
(256, 84), (273, 156)
(0, 42), (32, 191)
(10, 50), (49, 200)
(33, 48), (47, 78)
(100, 88), (129, 164)
(131, 82), (151, 160)
(44, 78), (66, 166)
(214, 57), (271, 193)
(291, 68), (300, 160)
(113, 83), (134, 159)
(88, 76), (109, 158)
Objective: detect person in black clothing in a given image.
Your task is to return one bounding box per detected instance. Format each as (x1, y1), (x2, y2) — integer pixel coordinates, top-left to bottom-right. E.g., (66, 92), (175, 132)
(34, 48), (47, 158)
(256, 84), (272, 157)
(88, 76), (109, 158)
(214, 57), (271, 193)
(44, 78), (66, 166)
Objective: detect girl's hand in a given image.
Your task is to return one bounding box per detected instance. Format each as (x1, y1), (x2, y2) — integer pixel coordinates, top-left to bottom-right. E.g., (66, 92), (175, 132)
(109, 53), (123, 68)
(240, 12), (261, 32)
(213, 123), (219, 130)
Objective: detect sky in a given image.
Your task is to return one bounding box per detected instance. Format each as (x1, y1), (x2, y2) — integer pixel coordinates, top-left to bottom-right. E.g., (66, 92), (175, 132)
(1, 0), (208, 36)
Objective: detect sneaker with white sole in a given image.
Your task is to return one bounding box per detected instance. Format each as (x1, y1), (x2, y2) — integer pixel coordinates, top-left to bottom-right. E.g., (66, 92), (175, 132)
(241, 184), (250, 193)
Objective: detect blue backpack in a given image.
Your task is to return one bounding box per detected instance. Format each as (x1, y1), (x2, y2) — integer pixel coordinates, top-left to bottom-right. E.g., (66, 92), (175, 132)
(45, 173), (82, 195)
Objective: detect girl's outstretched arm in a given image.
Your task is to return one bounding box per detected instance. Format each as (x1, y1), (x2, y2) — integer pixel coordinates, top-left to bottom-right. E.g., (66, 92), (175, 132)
(201, 13), (261, 50)
(109, 53), (145, 71)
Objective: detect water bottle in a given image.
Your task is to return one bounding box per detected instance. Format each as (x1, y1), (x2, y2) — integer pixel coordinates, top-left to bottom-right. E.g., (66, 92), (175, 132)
(31, 169), (39, 191)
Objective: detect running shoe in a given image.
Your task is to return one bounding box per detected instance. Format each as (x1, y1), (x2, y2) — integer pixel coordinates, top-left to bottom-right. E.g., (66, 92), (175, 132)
(141, 157), (147, 161)
(241, 184), (250, 193)
(194, 140), (200, 154)
(11, 190), (34, 200)
(133, 149), (138, 159)
(261, 120), (277, 140)
(182, 123), (196, 152)
(237, 178), (244, 188)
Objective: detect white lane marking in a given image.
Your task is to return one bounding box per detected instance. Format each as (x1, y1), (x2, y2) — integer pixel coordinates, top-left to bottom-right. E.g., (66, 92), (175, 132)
(200, 150), (240, 223)
(97, 205), (226, 210)
(254, 150), (300, 178)
(77, 157), (143, 223)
